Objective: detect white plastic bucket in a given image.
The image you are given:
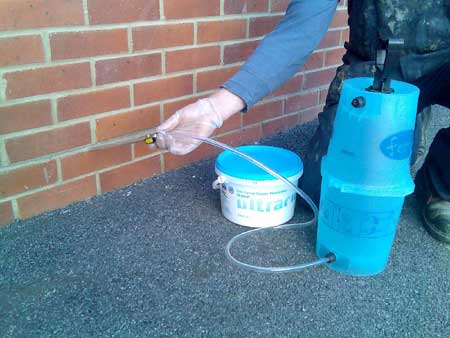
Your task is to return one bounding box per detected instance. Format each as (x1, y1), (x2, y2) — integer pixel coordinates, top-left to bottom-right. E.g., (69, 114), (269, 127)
(214, 145), (303, 228)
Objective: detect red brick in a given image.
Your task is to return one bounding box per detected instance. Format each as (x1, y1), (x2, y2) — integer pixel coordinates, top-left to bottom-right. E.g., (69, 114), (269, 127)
(88, 0), (159, 24)
(6, 123), (91, 163)
(268, 75), (302, 98)
(165, 0), (219, 19)
(17, 176), (97, 219)
(224, 41), (259, 64)
(217, 124), (261, 146)
(0, 161), (57, 199)
(303, 68), (336, 90)
(330, 10), (348, 28)
(224, 0), (268, 14)
(244, 101), (283, 125)
(0, 100), (52, 135)
(95, 54), (161, 85)
(61, 144), (131, 179)
(0, 0), (84, 31)
(319, 88), (329, 104)
(271, 0), (290, 12)
(249, 15), (282, 37)
(0, 35), (44, 67)
(166, 46), (220, 73)
(262, 114), (298, 137)
(198, 20), (247, 44)
(341, 28), (350, 44)
(0, 201), (14, 227)
(285, 92), (318, 113)
(4, 63), (91, 100)
(95, 105), (160, 141)
(325, 48), (345, 66)
(134, 74), (193, 105)
(50, 29), (128, 61)
(163, 97), (197, 118)
(300, 106), (322, 124)
(133, 23), (194, 51)
(163, 144), (219, 172)
(58, 86), (130, 121)
(197, 66), (240, 93)
(317, 30), (341, 49)
(301, 51), (324, 71)
(134, 142), (160, 158)
(100, 156), (161, 192)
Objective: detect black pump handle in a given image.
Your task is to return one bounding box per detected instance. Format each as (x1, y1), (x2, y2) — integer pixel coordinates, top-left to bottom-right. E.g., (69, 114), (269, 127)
(368, 38), (404, 93)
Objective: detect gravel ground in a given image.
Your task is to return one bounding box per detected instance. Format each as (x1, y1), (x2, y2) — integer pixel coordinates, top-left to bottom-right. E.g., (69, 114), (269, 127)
(1, 105), (449, 338)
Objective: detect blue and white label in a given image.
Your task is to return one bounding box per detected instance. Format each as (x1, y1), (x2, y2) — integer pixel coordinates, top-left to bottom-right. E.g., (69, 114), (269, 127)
(219, 182), (298, 227)
(380, 130), (414, 160)
(320, 198), (399, 238)
(237, 193), (296, 213)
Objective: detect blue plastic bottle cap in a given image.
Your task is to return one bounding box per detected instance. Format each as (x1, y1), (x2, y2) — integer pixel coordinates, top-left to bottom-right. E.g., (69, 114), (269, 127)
(215, 145), (303, 181)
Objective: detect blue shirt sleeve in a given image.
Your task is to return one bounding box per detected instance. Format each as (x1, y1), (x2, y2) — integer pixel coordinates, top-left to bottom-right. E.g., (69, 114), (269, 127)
(223, 0), (338, 110)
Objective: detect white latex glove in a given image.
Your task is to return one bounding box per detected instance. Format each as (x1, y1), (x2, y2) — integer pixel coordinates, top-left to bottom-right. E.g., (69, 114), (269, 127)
(155, 89), (245, 155)
(155, 98), (223, 155)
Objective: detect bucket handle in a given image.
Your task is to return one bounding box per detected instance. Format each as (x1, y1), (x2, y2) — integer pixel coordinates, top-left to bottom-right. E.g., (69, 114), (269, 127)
(212, 175), (225, 190)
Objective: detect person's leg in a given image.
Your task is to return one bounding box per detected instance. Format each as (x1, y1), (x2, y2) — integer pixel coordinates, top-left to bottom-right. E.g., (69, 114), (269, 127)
(410, 106), (432, 176)
(414, 60), (450, 243)
(415, 127), (450, 243)
(300, 55), (385, 203)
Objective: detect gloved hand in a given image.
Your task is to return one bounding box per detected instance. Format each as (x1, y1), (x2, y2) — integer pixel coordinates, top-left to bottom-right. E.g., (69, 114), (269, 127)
(155, 98), (223, 155)
(155, 89), (245, 155)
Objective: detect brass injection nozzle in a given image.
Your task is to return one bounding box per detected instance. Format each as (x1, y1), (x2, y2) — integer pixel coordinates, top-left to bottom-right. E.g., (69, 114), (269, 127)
(144, 134), (157, 145)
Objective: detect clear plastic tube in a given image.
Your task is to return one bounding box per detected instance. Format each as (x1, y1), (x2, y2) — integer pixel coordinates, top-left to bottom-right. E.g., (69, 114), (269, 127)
(155, 131), (334, 273)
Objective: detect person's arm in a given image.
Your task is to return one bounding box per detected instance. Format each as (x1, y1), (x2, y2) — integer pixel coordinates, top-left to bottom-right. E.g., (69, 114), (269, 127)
(156, 0), (338, 155)
(223, 0), (338, 110)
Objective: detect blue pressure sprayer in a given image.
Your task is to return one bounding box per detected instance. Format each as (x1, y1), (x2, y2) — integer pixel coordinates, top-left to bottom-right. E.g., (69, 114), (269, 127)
(316, 39), (420, 275)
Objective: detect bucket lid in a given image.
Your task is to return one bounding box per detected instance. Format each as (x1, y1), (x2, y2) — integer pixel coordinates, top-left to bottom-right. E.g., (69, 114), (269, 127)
(215, 145), (303, 181)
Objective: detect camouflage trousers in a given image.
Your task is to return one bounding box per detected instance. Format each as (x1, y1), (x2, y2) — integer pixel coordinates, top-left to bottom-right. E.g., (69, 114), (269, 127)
(298, 52), (450, 204)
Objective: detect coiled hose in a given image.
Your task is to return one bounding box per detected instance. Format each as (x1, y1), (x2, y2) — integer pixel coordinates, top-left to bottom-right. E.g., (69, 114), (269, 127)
(156, 131), (335, 273)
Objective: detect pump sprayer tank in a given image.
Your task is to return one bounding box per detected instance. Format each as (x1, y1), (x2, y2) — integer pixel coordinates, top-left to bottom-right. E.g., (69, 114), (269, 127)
(316, 39), (420, 275)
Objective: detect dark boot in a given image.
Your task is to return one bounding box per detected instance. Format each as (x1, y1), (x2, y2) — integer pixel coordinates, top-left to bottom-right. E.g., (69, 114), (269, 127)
(424, 200), (450, 244)
(415, 165), (450, 244)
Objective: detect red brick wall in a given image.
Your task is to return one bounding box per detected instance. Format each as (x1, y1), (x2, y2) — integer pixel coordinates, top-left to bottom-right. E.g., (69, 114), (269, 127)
(0, 0), (348, 225)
